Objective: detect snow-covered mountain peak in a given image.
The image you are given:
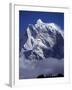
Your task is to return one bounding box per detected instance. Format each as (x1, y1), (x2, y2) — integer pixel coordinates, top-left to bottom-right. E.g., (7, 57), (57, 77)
(21, 19), (64, 60)
(35, 19), (45, 29)
(34, 19), (63, 38)
(36, 19), (43, 24)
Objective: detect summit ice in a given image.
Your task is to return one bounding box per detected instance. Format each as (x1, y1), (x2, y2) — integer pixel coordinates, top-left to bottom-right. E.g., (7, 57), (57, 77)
(37, 19), (43, 24)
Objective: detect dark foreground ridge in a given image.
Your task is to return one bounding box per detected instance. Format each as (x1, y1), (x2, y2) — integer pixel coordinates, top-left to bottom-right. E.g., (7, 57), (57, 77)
(37, 73), (64, 78)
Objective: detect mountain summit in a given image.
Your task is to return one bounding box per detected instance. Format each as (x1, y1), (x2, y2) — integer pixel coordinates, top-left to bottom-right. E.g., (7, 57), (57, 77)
(20, 19), (64, 60)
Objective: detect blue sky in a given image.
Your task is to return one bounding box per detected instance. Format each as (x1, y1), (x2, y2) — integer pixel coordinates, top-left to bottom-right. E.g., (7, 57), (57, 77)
(19, 10), (64, 32)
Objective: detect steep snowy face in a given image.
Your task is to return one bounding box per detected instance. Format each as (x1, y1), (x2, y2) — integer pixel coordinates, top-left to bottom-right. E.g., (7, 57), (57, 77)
(21, 19), (64, 60)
